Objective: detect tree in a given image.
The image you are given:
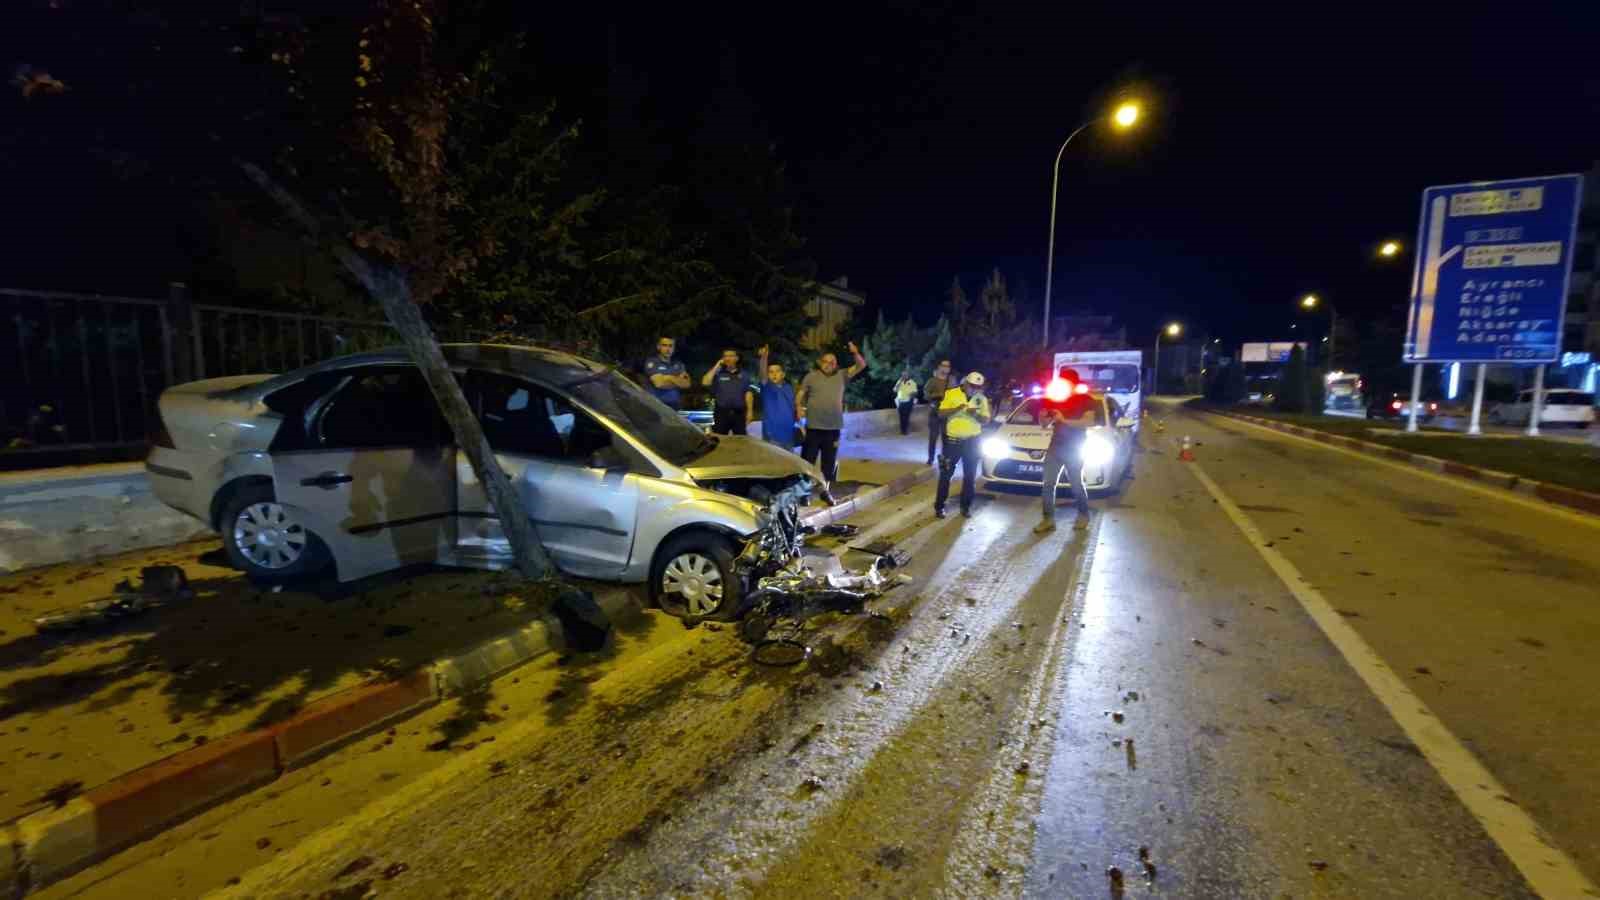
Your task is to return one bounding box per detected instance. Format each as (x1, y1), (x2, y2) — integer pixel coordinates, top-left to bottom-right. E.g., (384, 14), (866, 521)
(946, 276), (970, 341)
(1275, 345), (1311, 413)
(978, 268), (1015, 335)
(245, 0), (564, 579)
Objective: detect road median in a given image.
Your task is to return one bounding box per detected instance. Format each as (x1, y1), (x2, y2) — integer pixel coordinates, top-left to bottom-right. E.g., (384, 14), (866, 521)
(1193, 405), (1600, 518)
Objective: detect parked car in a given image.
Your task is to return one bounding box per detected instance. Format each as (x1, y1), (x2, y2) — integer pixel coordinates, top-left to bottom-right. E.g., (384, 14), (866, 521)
(977, 394), (1134, 494)
(145, 344), (828, 620)
(1488, 389), (1595, 428)
(1366, 394), (1437, 421)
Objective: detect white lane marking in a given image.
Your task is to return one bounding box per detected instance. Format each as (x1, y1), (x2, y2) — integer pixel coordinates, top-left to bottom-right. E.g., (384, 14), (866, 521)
(1188, 461), (1600, 899)
(1200, 412), (1600, 530)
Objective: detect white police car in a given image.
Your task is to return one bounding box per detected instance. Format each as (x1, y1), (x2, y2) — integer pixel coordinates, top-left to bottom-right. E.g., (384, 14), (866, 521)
(979, 393), (1134, 493)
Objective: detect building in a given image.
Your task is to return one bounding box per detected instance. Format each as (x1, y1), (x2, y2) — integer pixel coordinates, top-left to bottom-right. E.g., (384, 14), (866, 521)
(801, 276), (866, 350)
(1552, 162), (1600, 392)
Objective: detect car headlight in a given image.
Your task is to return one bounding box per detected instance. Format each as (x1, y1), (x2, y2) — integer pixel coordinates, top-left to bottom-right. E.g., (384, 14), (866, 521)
(1080, 434), (1114, 467)
(980, 436), (1011, 459)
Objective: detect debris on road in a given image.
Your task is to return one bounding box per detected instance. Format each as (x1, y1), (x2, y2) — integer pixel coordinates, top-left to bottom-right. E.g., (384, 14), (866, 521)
(33, 565), (194, 632)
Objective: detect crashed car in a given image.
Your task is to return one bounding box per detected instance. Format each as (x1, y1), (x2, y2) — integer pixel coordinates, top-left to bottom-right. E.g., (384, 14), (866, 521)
(144, 343), (827, 620)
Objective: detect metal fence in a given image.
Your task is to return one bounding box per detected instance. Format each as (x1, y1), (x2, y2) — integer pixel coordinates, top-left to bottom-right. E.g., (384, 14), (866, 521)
(1, 286), (399, 461)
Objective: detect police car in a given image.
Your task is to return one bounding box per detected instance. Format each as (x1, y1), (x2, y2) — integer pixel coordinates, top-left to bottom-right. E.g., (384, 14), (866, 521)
(979, 386), (1135, 493)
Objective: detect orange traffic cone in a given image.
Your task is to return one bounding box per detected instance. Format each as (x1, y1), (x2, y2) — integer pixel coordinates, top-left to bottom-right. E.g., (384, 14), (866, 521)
(1178, 435), (1195, 462)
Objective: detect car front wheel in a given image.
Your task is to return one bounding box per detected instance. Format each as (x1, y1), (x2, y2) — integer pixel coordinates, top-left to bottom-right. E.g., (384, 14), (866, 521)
(219, 483), (329, 580)
(651, 532), (742, 621)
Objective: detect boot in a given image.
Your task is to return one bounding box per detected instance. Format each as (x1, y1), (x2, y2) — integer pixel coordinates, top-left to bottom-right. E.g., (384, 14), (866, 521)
(1033, 520), (1056, 534)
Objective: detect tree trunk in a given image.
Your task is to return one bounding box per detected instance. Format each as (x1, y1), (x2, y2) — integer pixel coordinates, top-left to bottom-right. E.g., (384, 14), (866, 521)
(239, 162), (556, 580)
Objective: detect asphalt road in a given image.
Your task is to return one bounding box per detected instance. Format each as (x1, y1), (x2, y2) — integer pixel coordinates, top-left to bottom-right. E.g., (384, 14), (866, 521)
(41, 412), (1600, 899)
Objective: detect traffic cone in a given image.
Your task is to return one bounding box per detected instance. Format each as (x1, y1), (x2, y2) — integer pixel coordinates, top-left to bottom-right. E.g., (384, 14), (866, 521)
(1178, 435), (1195, 462)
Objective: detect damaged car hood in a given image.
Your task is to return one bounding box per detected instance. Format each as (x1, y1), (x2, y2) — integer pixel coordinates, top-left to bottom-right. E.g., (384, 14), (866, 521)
(684, 435), (827, 483)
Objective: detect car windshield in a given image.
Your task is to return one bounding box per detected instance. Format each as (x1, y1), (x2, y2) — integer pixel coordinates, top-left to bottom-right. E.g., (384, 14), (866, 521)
(1008, 397), (1106, 426)
(566, 370), (713, 464)
(1069, 364), (1141, 393)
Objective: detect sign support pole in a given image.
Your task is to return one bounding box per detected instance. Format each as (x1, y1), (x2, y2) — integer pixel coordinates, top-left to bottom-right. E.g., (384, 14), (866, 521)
(1525, 364), (1545, 437)
(1468, 363), (1487, 435)
(1406, 363), (1424, 432)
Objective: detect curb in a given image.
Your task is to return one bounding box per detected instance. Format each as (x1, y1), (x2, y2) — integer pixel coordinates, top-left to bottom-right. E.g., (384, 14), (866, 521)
(0, 469), (930, 897)
(1200, 409), (1600, 518)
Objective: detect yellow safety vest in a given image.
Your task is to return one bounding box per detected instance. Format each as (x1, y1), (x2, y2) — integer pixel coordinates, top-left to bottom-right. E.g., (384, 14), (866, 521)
(939, 388), (990, 439)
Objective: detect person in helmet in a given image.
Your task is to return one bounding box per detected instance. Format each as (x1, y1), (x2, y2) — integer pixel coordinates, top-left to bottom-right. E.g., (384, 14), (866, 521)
(934, 371), (992, 519)
(1035, 366), (1096, 533)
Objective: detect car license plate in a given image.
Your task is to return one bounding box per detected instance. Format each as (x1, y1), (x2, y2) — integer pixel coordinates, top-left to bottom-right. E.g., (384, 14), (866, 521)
(1016, 463), (1043, 476)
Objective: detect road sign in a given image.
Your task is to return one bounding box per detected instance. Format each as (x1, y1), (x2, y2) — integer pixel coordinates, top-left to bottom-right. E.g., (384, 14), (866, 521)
(1240, 341), (1306, 363)
(1404, 174), (1583, 363)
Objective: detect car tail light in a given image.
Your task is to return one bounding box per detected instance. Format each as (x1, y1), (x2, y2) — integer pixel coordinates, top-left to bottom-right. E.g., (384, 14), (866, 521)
(1391, 401), (1402, 410)
(1429, 403), (1438, 411)
(150, 413), (175, 449)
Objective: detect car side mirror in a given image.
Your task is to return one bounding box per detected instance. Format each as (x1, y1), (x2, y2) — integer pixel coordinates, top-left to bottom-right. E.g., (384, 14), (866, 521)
(588, 446), (625, 471)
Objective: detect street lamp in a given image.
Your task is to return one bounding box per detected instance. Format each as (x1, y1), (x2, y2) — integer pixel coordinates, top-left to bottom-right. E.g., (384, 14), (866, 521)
(1041, 99), (1143, 350)
(1151, 321), (1181, 395)
(1299, 293), (1337, 363)
(1378, 240), (1401, 258)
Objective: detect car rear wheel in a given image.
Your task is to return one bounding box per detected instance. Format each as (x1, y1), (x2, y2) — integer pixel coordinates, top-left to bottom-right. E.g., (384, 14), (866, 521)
(220, 484), (329, 580)
(651, 532), (741, 621)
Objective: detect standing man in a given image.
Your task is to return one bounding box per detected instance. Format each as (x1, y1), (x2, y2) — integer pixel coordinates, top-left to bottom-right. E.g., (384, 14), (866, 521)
(934, 372), (991, 519)
(756, 345), (798, 450)
(643, 336), (691, 409)
(701, 348), (756, 435)
(894, 369), (919, 435)
(1035, 367), (1097, 534)
(796, 341), (867, 484)
(923, 359), (954, 465)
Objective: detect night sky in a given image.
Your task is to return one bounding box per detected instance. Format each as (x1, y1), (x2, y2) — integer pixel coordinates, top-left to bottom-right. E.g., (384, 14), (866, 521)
(10, 2), (1600, 348)
(582, 3), (1600, 344)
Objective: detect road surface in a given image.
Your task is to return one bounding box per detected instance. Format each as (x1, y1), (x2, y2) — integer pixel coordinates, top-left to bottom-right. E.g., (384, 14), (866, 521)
(38, 409), (1600, 899)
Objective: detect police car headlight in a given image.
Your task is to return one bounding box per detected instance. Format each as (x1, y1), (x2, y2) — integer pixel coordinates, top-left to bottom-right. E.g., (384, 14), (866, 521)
(980, 436), (1011, 459)
(1080, 434), (1115, 467)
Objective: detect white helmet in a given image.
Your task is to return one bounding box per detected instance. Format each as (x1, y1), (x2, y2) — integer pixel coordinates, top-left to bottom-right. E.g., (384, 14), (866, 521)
(962, 372), (985, 387)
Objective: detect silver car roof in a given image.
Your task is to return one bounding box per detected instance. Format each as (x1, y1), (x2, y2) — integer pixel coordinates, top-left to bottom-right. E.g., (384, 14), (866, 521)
(224, 343), (611, 400)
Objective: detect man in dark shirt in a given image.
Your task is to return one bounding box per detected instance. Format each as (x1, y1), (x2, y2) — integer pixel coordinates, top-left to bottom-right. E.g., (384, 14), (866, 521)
(1035, 367), (1097, 534)
(922, 359), (953, 465)
(642, 336), (691, 409)
(701, 348), (756, 435)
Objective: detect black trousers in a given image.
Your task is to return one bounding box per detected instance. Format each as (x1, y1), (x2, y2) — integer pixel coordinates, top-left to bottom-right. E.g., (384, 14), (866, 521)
(711, 407), (747, 436)
(927, 411), (945, 461)
(935, 436), (980, 513)
(897, 401), (914, 435)
(801, 427), (841, 482)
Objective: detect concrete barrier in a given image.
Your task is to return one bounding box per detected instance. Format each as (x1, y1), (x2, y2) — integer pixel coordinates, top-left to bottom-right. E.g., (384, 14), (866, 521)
(747, 406), (905, 443)
(0, 463), (210, 574)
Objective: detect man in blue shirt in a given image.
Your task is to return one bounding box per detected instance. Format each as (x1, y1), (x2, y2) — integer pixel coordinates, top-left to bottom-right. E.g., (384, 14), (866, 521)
(756, 345), (798, 450)
(642, 336), (690, 409)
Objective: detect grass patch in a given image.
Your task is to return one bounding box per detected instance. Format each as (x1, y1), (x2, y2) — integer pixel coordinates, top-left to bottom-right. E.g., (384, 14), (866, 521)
(1190, 401), (1600, 496)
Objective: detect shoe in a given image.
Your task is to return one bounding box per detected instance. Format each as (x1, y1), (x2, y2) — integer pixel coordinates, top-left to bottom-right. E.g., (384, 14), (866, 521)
(1073, 515), (1090, 531)
(1033, 520), (1056, 534)
(934, 506), (947, 519)
(961, 507), (972, 518)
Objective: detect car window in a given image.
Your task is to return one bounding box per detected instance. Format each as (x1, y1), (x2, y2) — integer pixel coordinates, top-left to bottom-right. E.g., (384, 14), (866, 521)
(1548, 392), (1595, 406)
(316, 367), (447, 449)
(1007, 397), (1106, 426)
(471, 371), (613, 464)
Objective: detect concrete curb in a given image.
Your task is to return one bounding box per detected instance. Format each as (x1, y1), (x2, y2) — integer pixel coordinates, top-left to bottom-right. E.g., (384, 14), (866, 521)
(1201, 409), (1600, 518)
(0, 468), (932, 896)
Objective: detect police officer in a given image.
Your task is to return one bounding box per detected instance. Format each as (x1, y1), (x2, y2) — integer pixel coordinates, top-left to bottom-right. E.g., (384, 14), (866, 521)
(643, 336), (690, 409)
(934, 371), (991, 519)
(701, 348), (756, 435)
(1035, 367), (1096, 533)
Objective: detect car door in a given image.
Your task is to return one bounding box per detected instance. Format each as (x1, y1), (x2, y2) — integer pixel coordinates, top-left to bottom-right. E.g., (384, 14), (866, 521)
(271, 366), (456, 581)
(455, 370), (639, 579)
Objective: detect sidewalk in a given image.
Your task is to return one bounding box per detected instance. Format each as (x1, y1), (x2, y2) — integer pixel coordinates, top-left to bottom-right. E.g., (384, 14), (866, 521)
(0, 436), (931, 830)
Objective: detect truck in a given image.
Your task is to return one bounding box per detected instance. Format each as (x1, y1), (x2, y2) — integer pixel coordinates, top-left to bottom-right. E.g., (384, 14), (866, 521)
(1052, 349), (1144, 433)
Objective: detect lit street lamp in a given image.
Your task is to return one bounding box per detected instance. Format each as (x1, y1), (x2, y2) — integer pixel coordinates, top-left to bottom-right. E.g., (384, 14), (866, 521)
(1151, 321), (1181, 395)
(1299, 293), (1337, 363)
(1378, 240), (1402, 258)
(1041, 100), (1142, 350)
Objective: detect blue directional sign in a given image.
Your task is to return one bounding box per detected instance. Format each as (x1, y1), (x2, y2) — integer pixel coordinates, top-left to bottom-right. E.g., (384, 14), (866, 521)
(1403, 174), (1583, 363)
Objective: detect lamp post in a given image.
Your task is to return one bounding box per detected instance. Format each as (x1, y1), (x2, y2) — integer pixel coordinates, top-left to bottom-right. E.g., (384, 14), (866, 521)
(1041, 100), (1141, 351)
(1151, 322), (1181, 395)
(1300, 294), (1337, 364)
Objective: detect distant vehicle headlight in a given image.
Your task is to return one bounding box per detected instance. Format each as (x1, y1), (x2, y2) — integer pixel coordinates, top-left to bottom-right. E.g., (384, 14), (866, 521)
(1080, 434), (1115, 467)
(981, 436), (1012, 459)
